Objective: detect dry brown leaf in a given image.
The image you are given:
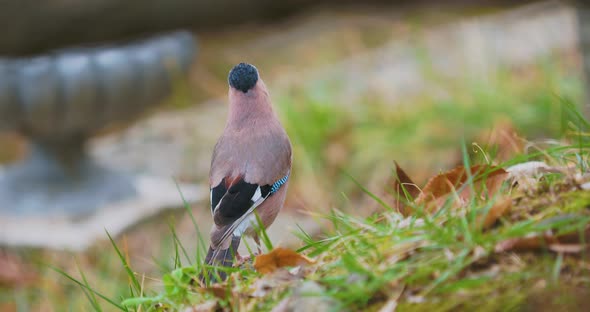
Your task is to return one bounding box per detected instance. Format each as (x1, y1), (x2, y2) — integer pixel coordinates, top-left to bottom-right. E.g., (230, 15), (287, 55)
(415, 165), (508, 213)
(548, 244), (588, 254)
(451, 120), (523, 168)
(417, 165), (507, 202)
(481, 196), (512, 229)
(392, 161), (421, 216)
(254, 248), (314, 275)
(393, 161), (421, 200)
(495, 226), (590, 253)
(494, 235), (555, 253)
(198, 285), (230, 300)
(477, 119), (524, 162)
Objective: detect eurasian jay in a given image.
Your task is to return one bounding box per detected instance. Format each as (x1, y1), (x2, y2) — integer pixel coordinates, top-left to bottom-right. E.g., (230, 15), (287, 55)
(203, 63), (292, 279)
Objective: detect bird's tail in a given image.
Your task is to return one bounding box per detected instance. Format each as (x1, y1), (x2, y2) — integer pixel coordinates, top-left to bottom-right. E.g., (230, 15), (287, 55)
(200, 235), (241, 283)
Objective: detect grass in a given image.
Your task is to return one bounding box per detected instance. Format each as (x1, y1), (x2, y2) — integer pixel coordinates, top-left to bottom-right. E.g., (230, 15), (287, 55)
(88, 139), (590, 312)
(42, 59), (590, 311)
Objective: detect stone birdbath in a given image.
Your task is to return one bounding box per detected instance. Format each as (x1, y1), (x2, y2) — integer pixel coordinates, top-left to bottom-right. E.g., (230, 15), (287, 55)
(0, 31), (206, 250)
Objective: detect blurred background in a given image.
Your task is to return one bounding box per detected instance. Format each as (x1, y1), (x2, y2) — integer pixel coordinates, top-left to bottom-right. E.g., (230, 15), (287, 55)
(0, 0), (588, 310)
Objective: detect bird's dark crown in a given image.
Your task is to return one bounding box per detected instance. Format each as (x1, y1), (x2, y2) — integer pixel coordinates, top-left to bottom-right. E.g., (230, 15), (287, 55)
(228, 63), (259, 93)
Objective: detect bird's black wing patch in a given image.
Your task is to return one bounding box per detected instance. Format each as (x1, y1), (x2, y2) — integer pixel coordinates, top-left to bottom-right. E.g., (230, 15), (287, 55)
(260, 184), (272, 197)
(210, 181), (227, 213)
(210, 173), (289, 227)
(212, 178), (262, 226)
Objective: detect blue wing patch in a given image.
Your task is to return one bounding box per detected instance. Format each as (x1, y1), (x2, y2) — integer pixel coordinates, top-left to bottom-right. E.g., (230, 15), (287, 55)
(270, 173), (289, 194)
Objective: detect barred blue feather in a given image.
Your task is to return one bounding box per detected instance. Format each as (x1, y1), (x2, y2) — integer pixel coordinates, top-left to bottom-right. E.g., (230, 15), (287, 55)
(270, 173), (289, 194)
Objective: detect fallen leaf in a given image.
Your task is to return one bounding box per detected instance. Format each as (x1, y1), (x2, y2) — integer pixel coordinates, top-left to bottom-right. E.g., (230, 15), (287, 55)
(418, 165), (507, 201)
(393, 161), (421, 200)
(480, 196), (512, 229)
(198, 285), (230, 300)
(476, 119), (524, 162)
(392, 161), (421, 216)
(548, 244), (587, 253)
(495, 225), (590, 253)
(254, 248), (314, 275)
(415, 165), (508, 213)
(494, 234), (556, 253)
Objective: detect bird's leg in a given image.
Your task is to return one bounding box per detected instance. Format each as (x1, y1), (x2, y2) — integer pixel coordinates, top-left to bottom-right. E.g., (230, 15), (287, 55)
(234, 249), (250, 266)
(235, 249), (257, 267)
(235, 235), (264, 266)
(254, 234), (263, 255)
(234, 251), (243, 262)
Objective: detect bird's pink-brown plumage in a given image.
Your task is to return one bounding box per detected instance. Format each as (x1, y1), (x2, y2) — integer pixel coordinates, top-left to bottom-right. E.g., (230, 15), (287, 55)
(210, 80), (291, 191)
(203, 64), (291, 281)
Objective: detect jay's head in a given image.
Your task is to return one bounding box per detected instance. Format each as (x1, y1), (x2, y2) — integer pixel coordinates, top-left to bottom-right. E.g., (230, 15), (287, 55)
(228, 63), (259, 93)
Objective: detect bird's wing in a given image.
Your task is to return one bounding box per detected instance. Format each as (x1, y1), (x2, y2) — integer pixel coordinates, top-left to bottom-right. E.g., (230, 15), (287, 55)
(209, 176), (271, 248)
(210, 177), (272, 225)
(209, 173), (290, 248)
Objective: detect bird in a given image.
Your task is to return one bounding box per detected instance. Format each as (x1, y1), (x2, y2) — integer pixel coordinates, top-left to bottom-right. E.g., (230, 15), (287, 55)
(202, 63), (292, 281)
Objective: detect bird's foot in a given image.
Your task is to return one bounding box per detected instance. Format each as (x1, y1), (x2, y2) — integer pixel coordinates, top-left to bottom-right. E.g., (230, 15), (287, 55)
(235, 254), (251, 266)
(235, 252), (261, 267)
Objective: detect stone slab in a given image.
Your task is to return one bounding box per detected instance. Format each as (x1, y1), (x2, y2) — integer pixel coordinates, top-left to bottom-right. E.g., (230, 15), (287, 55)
(0, 175), (207, 251)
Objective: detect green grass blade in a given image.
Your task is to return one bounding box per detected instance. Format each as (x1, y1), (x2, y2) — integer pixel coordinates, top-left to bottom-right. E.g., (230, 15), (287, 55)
(49, 264), (127, 311)
(345, 172), (393, 211)
(76, 260), (103, 312)
(105, 230), (142, 295)
(254, 212), (274, 251)
(173, 179), (208, 266)
(79, 286), (102, 312)
(168, 220), (191, 266)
